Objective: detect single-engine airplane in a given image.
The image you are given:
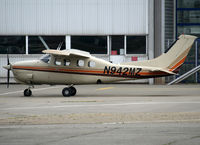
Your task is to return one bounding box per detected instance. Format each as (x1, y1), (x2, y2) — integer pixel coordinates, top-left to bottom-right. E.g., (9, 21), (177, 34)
(3, 35), (197, 97)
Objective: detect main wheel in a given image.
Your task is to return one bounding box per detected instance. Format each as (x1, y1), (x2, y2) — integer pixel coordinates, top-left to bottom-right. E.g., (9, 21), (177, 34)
(62, 87), (71, 97)
(69, 86), (77, 96)
(24, 89), (32, 97)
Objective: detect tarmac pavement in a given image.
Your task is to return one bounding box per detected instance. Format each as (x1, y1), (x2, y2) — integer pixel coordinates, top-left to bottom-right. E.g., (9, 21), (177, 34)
(0, 84), (200, 145)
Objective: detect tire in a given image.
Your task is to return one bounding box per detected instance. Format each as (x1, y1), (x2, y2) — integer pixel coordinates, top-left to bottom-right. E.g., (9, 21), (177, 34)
(24, 89), (32, 97)
(69, 86), (77, 96)
(62, 87), (71, 97)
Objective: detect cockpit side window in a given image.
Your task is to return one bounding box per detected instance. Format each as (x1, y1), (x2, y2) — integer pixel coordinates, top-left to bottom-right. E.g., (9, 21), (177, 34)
(64, 59), (70, 66)
(40, 54), (50, 63)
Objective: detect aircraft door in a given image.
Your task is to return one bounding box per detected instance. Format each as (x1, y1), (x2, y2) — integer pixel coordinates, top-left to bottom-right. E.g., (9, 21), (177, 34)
(48, 55), (64, 84)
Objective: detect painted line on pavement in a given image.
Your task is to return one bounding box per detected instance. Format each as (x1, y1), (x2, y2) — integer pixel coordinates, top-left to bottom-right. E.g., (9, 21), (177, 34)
(96, 87), (114, 91)
(103, 119), (200, 124)
(0, 86), (61, 96)
(1, 101), (200, 111)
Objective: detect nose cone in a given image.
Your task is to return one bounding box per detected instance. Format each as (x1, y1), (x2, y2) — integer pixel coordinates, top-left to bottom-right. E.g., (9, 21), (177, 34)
(3, 64), (11, 70)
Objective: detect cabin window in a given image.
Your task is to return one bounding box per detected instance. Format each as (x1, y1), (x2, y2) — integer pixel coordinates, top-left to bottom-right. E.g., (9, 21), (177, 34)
(55, 58), (62, 66)
(64, 59), (70, 66)
(77, 60), (84, 67)
(88, 61), (96, 67)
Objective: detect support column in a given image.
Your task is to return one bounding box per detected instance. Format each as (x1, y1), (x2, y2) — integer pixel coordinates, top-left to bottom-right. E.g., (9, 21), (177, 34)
(148, 0), (154, 85)
(154, 0), (165, 84)
(25, 36), (28, 55)
(65, 35), (71, 50)
(124, 35), (127, 55)
(107, 36), (111, 62)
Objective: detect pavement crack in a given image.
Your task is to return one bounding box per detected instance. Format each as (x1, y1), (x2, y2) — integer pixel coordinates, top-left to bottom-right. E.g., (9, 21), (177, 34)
(39, 127), (119, 145)
(163, 135), (200, 145)
(64, 127), (119, 140)
(163, 140), (176, 145)
(190, 135), (200, 139)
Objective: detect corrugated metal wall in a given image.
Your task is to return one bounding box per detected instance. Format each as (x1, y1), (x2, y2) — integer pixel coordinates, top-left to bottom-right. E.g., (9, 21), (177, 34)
(0, 0), (148, 35)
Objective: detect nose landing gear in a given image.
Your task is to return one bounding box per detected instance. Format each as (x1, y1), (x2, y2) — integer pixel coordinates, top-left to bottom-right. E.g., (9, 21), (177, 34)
(24, 88), (32, 96)
(24, 85), (34, 97)
(62, 86), (77, 97)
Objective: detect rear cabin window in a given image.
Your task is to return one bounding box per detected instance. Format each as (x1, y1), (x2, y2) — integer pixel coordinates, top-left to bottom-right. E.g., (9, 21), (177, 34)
(88, 61), (96, 67)
(64, 59), (70, 66)
(54, 58), (62, 66)
(77, 60), (84, 67)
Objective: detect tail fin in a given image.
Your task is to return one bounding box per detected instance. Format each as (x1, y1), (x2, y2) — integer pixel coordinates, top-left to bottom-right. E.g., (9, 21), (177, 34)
(121, 35), (197, 73)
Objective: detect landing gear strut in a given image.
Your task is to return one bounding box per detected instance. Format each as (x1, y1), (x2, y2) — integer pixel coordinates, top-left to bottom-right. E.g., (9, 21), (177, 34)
(62, 86), (77, 97)
(24, 85), (33, 97)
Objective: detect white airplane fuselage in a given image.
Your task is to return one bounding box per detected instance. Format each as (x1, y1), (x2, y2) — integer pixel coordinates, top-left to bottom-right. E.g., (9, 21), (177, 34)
(12, 56), (162, 85)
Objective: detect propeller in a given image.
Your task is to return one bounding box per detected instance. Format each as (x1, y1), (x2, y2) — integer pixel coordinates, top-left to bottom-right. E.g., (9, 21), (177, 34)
(4, 48), (11, 88)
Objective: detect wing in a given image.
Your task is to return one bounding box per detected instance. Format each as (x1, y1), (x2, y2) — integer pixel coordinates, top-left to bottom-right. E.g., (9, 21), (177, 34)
(42, 49), (91, 58)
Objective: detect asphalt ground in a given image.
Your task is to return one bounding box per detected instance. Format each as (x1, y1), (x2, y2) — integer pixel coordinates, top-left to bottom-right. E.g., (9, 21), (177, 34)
(0, 84), (200, 145)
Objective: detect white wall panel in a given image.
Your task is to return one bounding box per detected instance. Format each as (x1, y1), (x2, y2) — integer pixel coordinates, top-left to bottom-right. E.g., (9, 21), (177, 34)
(0, 0), (6, 33)
(0, 0), (148, 35)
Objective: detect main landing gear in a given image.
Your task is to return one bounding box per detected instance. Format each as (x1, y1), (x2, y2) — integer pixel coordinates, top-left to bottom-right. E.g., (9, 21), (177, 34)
(62, 86), (77, 97)
(23, 85), (77, 97)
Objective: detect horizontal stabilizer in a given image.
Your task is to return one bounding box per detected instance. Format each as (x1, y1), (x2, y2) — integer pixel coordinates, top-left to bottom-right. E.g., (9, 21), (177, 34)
(148, 68), (176, 75)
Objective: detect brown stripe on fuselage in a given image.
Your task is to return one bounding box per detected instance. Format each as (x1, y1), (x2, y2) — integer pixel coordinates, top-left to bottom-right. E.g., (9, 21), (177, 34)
(13, 66), (170, 79)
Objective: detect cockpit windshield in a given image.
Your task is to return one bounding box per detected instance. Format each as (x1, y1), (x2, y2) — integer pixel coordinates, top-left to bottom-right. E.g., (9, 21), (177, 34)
(40, 54), (50, 63)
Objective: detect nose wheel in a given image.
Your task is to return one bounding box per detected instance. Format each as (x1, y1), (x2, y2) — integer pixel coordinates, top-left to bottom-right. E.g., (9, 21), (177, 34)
(24, 89), (32, 97)
(24, 85), (34, 97)
(62, 86), (77, 97)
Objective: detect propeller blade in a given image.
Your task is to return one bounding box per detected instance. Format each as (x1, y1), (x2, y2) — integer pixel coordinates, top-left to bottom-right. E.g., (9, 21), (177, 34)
(7, 48), (10, 65)
(7, 48), (10, 88)
(7, 70), (10, 88)
(7, 53), (10, 65)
